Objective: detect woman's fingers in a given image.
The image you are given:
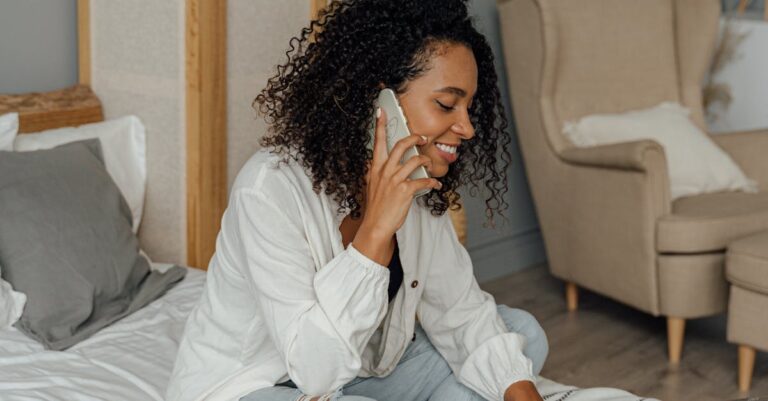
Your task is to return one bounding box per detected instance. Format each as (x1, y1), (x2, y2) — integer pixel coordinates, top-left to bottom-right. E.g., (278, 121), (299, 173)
(382, 134), (426, 177)
(392, 154), (432, 183)
(370, 107), (389, 171)
(404, 177), (442, 195)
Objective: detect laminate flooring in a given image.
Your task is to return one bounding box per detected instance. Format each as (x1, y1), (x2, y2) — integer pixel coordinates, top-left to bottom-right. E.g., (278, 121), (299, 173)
(480, 265), (768, 401)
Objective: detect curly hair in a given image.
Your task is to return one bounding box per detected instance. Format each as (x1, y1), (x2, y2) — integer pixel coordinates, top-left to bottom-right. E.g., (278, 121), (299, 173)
(254, 0), (512, 225)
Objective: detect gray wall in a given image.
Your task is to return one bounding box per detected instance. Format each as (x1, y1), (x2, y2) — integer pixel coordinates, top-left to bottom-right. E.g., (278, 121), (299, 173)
(0, 0), (547, 280)
(464, 0), (545, 282)
(0, 0), (78, 94)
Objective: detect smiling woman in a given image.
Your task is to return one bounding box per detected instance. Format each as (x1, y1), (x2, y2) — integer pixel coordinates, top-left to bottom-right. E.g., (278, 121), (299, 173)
(165, 1), (548, 401)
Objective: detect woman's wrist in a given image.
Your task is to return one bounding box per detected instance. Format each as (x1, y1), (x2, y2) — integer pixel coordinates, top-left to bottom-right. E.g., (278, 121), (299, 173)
(351, 224), (394, 267)
(503, 380), (543, 401)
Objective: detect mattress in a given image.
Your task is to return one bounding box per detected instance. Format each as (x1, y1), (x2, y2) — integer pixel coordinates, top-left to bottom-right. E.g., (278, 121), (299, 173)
(0, 265), (654, 401)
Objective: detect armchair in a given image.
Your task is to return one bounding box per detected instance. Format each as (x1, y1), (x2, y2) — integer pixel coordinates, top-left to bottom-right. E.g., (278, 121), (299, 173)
(498, 0), (768, 362)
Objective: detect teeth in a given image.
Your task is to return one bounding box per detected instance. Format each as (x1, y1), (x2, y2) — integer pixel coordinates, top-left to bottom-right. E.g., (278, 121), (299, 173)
(436, 143), (457, 154)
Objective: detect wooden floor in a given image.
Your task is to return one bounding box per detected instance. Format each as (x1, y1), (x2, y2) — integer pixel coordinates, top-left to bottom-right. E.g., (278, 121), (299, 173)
(481, 265), (768, 401)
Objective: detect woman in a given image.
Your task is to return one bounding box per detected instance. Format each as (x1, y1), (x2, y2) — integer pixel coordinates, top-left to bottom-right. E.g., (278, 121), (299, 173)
(165, 1), (548, 400)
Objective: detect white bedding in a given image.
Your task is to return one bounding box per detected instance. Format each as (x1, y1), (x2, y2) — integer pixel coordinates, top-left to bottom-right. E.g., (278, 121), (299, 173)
(0, 266), (654, 401)
(0, 266), (205, 401)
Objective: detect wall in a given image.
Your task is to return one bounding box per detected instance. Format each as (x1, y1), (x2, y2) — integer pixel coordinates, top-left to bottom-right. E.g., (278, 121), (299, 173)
(90, 0), (187, 265)
(707, 18), (768, 133)
(465, 0), (546, 282)
(226, 0), (308, 189)
(0, 0), (78, 93)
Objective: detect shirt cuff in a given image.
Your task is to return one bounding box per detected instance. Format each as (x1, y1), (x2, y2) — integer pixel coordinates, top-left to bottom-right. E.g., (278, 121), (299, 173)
(346, 243), (388, 271)
(458, 332), (535, 401)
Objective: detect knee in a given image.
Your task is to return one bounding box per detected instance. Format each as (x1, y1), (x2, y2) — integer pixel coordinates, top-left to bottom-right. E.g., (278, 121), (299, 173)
(496, 304), (549, 375)
(496, 305), (547, 345)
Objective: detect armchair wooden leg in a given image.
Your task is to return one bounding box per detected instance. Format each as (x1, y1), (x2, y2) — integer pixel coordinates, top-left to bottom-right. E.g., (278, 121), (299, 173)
(667, 317), (685, 363)
(738, 345), (756, 393)
(565, 282), (578, 311)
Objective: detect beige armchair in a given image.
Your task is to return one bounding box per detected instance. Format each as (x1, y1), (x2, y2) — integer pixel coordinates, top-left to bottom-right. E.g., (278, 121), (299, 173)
(498, 0), (768, 362)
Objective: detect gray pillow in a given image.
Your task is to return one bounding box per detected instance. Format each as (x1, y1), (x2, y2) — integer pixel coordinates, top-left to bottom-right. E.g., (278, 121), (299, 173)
(0, 138), (185, 350)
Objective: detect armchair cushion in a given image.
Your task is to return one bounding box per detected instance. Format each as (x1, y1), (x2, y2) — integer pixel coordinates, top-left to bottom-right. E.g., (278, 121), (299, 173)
(563, 102), (756, 200)
(658, 191), (768, 253)
(726, 231), (768, 295)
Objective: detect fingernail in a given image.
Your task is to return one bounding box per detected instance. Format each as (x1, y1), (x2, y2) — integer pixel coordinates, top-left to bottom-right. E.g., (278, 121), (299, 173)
(420, 135), (428, 143)
(436, 181), (443, 189)
(376, 107), (381, 118)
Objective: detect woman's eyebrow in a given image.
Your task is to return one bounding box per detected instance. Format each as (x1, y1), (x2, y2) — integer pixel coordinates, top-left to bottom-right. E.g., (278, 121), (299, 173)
(434, 86), (467, 97)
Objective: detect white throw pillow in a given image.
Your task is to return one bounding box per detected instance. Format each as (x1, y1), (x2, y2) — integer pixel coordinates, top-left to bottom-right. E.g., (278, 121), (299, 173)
(563, 102), (757, 200)
(14, 116), (147, 233)
(0, 266), (26, 330)
(0, 112), (18, 151)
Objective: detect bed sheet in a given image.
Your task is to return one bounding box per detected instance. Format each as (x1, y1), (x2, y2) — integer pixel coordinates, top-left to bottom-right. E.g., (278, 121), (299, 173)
(0, 266), (654, 401)
(0, 266), (206, 401)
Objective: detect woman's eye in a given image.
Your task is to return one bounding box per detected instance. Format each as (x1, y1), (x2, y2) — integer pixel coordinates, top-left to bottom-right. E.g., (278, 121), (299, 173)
(436, 100), (455, 111)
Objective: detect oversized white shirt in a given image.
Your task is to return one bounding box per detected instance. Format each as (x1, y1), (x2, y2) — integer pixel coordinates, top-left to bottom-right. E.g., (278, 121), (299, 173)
(165, 148), (534, 401)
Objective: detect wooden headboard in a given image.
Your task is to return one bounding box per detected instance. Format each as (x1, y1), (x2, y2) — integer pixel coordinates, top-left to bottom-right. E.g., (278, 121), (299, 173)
(0, 85), (103, 133)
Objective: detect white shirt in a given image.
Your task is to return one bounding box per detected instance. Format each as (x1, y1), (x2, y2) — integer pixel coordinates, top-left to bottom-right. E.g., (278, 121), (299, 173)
(165, 148), (534, 401)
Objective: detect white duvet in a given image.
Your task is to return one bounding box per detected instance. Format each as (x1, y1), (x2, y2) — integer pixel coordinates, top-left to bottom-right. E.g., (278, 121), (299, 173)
(0, 267), (654, 401)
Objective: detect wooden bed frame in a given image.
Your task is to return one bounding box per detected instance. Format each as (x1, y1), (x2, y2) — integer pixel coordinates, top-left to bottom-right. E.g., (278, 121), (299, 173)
(2, 0), (466, 270)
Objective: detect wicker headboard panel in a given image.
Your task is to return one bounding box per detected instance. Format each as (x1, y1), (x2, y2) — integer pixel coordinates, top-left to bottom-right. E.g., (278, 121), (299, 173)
(0, 85), (104, 133)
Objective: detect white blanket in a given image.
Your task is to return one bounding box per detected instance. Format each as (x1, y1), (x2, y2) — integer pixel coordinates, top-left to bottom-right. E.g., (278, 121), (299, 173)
(0, 267), (655, 401)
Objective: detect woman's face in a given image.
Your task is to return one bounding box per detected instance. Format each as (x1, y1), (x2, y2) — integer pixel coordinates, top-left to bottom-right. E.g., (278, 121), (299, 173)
(397, 43), (477, 178)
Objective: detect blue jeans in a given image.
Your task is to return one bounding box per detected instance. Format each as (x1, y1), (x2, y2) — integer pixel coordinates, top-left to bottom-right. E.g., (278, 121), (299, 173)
(240, 304), (548, 401)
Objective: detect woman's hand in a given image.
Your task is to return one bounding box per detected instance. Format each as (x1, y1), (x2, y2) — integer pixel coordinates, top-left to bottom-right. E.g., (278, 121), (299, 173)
(351, 107), (442, 266)
(503, 381), (544, 401)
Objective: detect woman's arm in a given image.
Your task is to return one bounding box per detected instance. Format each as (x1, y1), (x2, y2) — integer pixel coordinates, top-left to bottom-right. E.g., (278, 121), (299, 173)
(416, 215), (541, 401)
(233, 187), (390, 397)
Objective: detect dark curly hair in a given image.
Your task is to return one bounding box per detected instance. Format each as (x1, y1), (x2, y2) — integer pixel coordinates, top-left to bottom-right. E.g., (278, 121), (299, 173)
(254, 0), (512, 225)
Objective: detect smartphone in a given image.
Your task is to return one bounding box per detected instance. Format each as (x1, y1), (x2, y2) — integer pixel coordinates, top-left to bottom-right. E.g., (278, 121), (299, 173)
(367, 88), (432, 197)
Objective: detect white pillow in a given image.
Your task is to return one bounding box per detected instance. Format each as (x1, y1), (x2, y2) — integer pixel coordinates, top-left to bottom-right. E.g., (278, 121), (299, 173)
(0, 266), (26, 330)
(0, 112), (18, 151)
(563, 102), (757, 200)
(14, 116), (147, 233)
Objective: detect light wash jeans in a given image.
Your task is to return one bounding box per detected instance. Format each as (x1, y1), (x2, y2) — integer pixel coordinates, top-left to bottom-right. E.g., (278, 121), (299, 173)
(240, 304), (548, 401)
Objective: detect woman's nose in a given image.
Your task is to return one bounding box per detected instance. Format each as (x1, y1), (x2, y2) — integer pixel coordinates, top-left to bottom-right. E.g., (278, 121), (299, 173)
(452, 111), (475, 139)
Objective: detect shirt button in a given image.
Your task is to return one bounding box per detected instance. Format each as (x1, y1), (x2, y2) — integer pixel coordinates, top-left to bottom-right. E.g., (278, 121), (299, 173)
(410, 280), (419, 288)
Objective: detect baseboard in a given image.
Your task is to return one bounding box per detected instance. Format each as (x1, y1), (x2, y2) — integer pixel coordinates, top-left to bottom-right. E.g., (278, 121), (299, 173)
(468, 228), (547, 283)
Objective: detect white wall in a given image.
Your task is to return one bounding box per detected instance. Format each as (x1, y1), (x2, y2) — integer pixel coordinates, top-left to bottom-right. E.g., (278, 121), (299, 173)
(708, 18), (768, 133)
(227, 0), (309, 189)
(90, 1), (187, 265)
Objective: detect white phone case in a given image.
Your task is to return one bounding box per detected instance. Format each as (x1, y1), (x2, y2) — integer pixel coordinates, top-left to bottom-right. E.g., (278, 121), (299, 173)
(368, 88), (431, 197)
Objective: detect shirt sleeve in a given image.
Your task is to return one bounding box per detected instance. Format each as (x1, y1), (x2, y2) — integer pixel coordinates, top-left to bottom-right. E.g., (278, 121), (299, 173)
(232, 188), (390, 397)
(416, 214), (535, 401)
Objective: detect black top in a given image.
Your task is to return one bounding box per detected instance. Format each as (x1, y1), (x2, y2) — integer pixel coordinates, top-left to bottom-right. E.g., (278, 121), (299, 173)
(387, 241), (404, 302)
